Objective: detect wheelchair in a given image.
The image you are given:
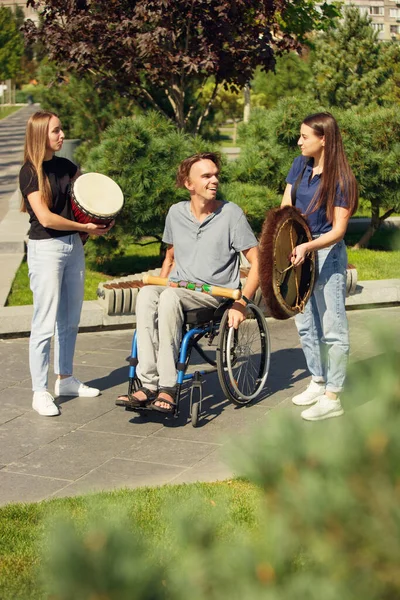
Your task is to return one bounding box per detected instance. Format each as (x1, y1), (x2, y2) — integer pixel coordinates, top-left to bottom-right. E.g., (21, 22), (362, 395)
(122, 299), (271, 427)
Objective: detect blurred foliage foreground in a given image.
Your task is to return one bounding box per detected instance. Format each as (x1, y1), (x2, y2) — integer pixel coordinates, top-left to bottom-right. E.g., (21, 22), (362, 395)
(1, 327), (400, 599)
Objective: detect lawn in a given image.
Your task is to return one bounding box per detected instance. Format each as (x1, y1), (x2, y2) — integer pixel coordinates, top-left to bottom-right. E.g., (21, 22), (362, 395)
(0, 106), (21, 120)
(347, 249), (400, 281)
(6, 239), (161, 307)
(6, 229), (400, 307)
(0, 480), (260, 600)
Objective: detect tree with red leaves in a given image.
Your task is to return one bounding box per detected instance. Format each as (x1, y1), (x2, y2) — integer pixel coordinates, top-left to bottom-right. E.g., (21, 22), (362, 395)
(24, 0), (338, 132)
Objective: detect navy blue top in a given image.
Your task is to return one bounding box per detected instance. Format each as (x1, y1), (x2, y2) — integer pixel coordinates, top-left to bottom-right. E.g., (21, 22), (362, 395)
(286, 155), (348, 234)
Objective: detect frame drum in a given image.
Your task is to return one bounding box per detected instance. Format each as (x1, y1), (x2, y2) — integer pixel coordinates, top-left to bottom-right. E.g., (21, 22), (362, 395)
(71, 173), (124, 226)
(259, 205), (316, 320)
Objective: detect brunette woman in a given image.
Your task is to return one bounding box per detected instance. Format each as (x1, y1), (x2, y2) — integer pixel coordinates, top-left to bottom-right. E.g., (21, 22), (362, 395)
(19, 111), (112, 416)
(281, 112), (358, 421)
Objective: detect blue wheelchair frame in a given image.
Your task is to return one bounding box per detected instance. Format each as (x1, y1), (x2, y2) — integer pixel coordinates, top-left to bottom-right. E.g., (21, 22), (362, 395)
(124, 300), (270, 426)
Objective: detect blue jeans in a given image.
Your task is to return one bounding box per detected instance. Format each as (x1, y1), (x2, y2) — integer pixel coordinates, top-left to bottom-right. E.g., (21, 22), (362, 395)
(27, 234), (85, 392)
(295, 240), (349, 394)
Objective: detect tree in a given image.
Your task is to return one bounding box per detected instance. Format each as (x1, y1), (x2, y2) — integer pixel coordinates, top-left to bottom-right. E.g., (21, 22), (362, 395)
(341, 106), (400, 248)
(0, 6), (24, 81)
(251, 51), (312, 109)
(38, 60), (138, 147)
(81, 111), (217, 262)
(230, 99), (400, 247)
(311, 5), (397, 108)
(24, 0), (339, 133)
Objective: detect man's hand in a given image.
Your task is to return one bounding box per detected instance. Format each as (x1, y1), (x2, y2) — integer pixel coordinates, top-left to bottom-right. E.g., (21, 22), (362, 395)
(228, 301), (247, 329)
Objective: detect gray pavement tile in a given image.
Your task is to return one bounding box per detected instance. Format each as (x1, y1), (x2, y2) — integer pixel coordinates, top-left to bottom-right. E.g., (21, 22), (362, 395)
(0, 405), (25, 425)
(51, 457), (185, 498)
(74, 348), (130, 369)
(67, 364), (130, 394)
(0, 378), (16, 392)
(170, 449), (233, 484)
(0, 341), (31, 381)
(81, 406), (165, 437)
(0, 471), (71, 506)
(74, 330), (133, 352)
(117, 435), (219, 468)
(152, 397), (268, 445)
(5, 429), (140, 480)
(0, 385), (32, 411)
(55, 394), (117, 425)
(0, 413), (79, 464)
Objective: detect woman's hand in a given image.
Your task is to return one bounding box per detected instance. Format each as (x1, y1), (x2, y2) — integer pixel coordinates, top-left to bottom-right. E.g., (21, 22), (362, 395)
(290, 243), (310, 267)
(85, 220), (115, 236)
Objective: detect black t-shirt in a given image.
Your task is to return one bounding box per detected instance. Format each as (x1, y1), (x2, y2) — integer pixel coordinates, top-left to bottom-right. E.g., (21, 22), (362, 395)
(19, 156), (78, 240)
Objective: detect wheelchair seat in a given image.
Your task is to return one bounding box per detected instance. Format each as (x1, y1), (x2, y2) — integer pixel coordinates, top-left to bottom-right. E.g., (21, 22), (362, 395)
(184, 300), (233, 326)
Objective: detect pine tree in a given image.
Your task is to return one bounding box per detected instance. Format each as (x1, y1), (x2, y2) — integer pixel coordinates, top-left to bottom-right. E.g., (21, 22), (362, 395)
(311, 6), (395, 108)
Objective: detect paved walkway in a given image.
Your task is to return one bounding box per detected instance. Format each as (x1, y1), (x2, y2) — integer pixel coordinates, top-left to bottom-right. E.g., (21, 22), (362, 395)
(0, 306), (399, 506)
(0, 105), (37, 222)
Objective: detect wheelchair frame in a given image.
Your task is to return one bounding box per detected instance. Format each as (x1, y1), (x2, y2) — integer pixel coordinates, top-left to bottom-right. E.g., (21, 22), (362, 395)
(125, 300), (270, 427)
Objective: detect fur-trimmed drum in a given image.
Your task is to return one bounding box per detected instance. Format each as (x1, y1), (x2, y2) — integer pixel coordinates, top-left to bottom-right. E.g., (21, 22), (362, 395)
(259, 206), (316, 320)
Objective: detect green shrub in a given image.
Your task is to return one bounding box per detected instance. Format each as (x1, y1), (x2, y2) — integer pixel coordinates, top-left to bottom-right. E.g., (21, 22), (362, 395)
(38, 328), (400, 599)
(82, 111), (220, 261)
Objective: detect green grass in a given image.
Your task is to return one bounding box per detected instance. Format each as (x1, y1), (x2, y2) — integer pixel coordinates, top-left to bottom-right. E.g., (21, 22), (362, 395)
(6, 240), (162, 307)
(0, 106), (20, 120)
(347, 248), (400, 281)
(0, 480), (260, 600)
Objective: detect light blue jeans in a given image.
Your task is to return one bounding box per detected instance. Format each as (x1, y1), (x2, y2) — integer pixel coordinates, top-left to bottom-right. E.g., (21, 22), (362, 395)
(27, 234), (85, 392)
(295, 239), (349, 394)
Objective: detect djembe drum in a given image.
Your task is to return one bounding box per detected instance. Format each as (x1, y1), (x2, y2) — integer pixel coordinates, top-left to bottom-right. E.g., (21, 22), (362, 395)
(71, 172), (124, 243)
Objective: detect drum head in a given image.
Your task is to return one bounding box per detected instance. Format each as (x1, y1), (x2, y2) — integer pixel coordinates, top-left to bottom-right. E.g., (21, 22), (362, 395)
(73, 173), (124, 218)
(259, 206), (315, 320)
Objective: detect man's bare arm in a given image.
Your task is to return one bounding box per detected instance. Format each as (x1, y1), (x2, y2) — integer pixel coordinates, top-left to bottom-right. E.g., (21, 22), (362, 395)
(159, 245), (175, 278)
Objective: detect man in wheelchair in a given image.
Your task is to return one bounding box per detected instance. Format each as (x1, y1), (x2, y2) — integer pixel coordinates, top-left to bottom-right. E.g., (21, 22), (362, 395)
(117, 152), (259, 414)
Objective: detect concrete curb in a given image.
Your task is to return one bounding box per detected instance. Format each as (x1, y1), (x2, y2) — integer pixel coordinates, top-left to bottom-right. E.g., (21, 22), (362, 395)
(1, 279), (399, 337)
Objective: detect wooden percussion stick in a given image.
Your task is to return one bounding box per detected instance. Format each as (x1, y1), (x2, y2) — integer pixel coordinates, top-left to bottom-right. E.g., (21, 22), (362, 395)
(142, 275), (242, 300)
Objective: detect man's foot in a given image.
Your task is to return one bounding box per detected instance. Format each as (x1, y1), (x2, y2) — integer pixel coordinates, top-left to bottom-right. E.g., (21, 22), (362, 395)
(301, 395), (344, 421)
(292, 380), (326, 406)
(55, 376), (100, 398)
(121, 387), (157, 408)
(151, 389), (177, 414)
(32, 391), (60, 417)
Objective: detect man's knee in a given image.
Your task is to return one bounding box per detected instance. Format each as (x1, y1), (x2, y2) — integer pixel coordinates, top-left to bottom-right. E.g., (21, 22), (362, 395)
(136, 285), (160, 313)
(158, 287), (183, 317)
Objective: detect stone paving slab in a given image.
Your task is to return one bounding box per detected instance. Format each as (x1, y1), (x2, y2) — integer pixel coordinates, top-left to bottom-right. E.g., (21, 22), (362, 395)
(0, 306), (399, 506)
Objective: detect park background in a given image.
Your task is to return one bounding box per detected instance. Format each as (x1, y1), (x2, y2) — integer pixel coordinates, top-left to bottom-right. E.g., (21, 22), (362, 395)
(0, 1), (400, 599)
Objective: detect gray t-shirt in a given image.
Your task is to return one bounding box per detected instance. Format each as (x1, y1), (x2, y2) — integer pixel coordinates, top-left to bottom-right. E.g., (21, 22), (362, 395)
(162, 201), (257, 289)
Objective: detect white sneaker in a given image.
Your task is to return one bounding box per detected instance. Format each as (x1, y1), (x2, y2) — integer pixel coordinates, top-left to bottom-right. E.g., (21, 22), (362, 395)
(32, 391), (60, 417)
(292, 380), (326, 406)
(55, 376), (100, 398)
(301, 395), (344, 421)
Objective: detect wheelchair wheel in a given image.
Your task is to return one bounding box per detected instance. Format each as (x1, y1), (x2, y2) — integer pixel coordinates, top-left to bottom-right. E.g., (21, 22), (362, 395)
(217, 303), (270, 405)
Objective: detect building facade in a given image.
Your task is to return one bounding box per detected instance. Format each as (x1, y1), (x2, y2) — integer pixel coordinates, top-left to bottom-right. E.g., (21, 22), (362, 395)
(336, 0), (400, 41)
(1, 0), (38, 22)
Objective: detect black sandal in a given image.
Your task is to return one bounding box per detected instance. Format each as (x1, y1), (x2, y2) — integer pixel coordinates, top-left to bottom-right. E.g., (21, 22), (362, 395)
(117, 387), (157, 409)
(150, 388), (177, 414)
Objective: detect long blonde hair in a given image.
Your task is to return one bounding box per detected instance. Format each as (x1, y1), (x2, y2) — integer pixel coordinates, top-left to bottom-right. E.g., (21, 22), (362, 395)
(20, 110), (58, 212)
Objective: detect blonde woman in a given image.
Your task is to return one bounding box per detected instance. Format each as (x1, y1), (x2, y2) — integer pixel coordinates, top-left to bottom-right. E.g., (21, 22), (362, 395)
(19, 111), (112, 416)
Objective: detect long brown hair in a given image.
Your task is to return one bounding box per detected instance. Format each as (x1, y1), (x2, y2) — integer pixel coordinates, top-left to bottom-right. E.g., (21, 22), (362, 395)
(302, 112), (358, 222)
(20, 110), (58, 212)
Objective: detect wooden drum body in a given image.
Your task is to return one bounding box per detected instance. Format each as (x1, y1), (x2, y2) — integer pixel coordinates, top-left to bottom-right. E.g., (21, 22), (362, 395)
(71, 173), (124, 226)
